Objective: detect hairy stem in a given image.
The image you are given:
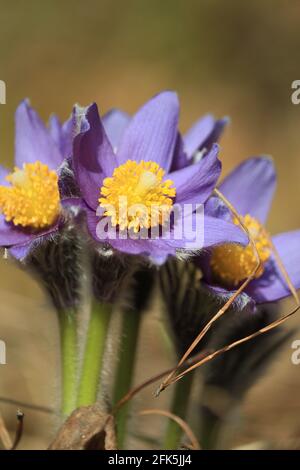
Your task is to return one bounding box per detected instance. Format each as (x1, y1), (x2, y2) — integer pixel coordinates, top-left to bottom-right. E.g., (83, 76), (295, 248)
(59, 309), (78, 416)
(162, 373), (194, 449)
(113, 310), (141, 449)
(77, 300), (112, 407)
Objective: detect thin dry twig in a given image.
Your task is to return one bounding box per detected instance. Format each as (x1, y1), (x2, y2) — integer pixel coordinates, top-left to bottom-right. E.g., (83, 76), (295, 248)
(138, 408), (200, 450)
(113, 294), (299, 416)
(166, 303), (300, 386)
(0, 397), (54, 415)
(113, 351), (211, 412)
(11, 410), (24, 450)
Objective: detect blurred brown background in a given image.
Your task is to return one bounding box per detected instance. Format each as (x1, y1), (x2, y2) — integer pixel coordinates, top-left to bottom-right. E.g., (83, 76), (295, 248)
(0, 0), (300, 449)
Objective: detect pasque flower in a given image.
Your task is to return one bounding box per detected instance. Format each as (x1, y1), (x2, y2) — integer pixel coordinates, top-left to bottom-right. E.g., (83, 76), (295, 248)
(73, 91), (245, 261)
(0, 100), (86, 416)
(0, 100), (76, 259)
(197, 157), (300, 303)
(0, 100), (85, 314)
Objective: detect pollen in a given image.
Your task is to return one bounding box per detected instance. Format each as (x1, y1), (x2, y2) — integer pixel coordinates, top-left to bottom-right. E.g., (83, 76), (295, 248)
(210, 214), (272, 287)
(0, 161), (60, 229)
(99, 160), (176, 232)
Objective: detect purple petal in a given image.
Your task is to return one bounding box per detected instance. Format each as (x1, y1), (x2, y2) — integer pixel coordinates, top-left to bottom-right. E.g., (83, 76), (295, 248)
(247, 230), (300, 302)
(183, 115), (215, 158)
(200, 117), (229, 154)
(15, 100), (63, 169)
(219, 157), (276, 223)
(162, 210), (247, 254)
(9, 228), (60, 260)
(9, 241), (32, 260)
(110, 238), (177, 258)
(171, 144), (221, 205)
(204, 195), (232, 222)
(86, 203), (247, 261)
(49, 114), (74, 158)
(162, 212), (247, 254)
(0, 214), (58, 247)
(117, 91), (179, 171)
(183, 115), (228, 158)
(102, 109), (130, 150)
(85, 206), (99, 240)
(203, 215), (248, 248)
(86, 207), (177, 258)
(170, 134), (190, 172)
(72, 103), (117, 210)
(0, 215), (35, 245)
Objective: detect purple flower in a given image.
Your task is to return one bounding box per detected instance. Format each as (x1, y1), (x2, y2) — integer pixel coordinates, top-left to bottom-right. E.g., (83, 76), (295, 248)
(0, 100), (75, 258)
(198, 157), (300, 304)
(73, 91), (246, 262)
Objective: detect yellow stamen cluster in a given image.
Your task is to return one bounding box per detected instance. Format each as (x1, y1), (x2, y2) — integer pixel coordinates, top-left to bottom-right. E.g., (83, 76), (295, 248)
(210, 214), (272, 287)
(99, 160), (176, 232)
(0, 161), (60, 229)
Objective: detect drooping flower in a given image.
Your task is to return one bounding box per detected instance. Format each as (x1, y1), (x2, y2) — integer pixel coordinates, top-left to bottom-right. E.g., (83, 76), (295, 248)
(73, 92), (246, 262)
(197, 157), (300, 304)
(0, 100), (76, 257)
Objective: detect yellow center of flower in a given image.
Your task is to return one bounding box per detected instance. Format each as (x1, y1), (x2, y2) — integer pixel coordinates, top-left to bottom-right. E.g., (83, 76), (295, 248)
(0, 161), (60, 229)
(210, 214), (272, 287)
(99, 160), (176, 232)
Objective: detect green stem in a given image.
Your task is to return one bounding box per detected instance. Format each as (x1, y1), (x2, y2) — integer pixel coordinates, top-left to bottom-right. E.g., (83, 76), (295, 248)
(162, 373), (194, 450)
(59, 309), (78, 416)
(77, 299), (112, 407)
(113, 310), (141, 449)
(199, 407), (222, 449)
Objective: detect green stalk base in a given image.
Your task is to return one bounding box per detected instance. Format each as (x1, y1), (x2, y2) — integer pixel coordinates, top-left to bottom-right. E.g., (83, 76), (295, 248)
(77, 300), (112, 407)
(162, 373), (194, 450)
(59, 309), (78, 417)
(113, 310), (141, 449)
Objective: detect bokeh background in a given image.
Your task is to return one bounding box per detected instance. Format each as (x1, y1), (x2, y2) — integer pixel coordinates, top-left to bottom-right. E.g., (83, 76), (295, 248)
(0, 0), (300, 449)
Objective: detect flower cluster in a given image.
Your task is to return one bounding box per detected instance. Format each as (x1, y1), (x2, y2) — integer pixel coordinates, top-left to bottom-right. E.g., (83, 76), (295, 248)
(1, 91), (299, 449)
(1, 92), (299, 306)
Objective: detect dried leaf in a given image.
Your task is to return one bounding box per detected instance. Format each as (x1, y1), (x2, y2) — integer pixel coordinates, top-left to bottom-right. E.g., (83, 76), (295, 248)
(49, 404), (116, 450)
